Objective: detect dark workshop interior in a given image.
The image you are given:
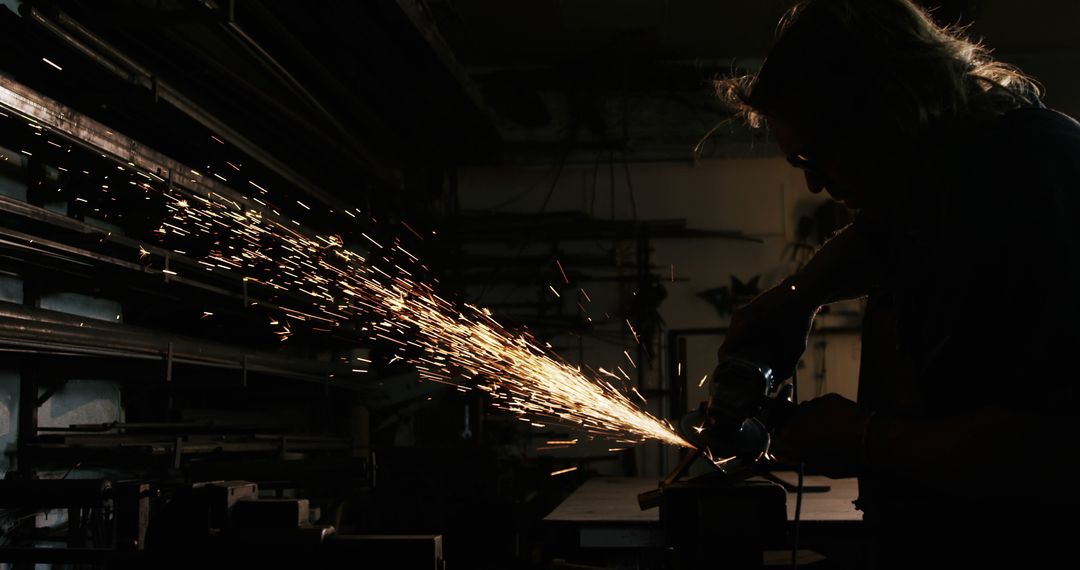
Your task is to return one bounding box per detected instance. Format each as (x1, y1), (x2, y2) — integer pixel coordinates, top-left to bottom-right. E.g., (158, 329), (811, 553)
(2, 0), (1080, 568)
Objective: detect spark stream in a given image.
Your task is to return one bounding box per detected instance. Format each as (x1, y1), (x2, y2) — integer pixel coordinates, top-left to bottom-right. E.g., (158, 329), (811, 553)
(159, 186), (691, 450)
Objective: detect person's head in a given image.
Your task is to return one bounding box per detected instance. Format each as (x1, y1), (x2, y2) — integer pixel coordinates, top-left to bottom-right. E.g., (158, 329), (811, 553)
(718, 0), (1041, 210)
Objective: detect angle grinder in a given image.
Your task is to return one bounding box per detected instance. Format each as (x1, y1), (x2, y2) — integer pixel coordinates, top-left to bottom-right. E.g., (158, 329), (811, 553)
(637, 355), (800, 510)
(683, 355), (798, 472)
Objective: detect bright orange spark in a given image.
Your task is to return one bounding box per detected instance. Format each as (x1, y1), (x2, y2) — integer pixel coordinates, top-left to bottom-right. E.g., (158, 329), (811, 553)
(555, 259), (569, 284)
(626, 319), (640, 345)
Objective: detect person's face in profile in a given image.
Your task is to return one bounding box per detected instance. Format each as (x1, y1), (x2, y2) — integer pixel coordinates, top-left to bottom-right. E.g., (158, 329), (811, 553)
(767, 113), (871, 211)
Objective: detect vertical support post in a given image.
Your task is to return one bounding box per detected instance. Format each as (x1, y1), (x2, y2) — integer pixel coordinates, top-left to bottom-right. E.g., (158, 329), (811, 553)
(15, 368), (38, 476)
(164, 341), (174, 384)
(172, 437), (183, 470)
(116, 482), (150, 551)
(68, 506), (83, 548)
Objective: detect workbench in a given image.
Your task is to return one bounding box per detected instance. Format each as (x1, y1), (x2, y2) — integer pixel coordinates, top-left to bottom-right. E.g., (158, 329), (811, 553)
(543, 473), (862, 567)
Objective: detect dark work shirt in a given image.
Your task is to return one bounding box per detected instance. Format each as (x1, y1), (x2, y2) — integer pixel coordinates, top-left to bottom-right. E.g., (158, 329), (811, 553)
(852, 106), (1080, 565)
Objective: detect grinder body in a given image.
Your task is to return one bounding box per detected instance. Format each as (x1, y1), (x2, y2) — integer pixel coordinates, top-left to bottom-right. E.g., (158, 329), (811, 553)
(693, 356), (796, 463)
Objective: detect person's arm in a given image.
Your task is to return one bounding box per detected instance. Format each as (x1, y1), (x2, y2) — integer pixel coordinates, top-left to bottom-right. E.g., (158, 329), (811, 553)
(717, 222), (883, 379)
(777, 394), (1077, 502)
(866, 406), (1072, 500)
(787, 221), (883, 308)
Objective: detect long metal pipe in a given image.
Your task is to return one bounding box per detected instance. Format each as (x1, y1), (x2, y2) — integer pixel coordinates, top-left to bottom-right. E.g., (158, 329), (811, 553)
(202, 1), (392, 179)
(0, 301), (368, 390)
(22, 5), (395, 205)
(0, 205), (317, 321)
(0, 75), (377, 319)
(391, 0), (496, 126)
(0, 71), (290, 229)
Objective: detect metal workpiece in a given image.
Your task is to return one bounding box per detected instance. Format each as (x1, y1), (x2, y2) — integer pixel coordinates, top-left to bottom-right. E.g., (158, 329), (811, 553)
(661, 474), (788, 568)
(637, 450), (788, 567)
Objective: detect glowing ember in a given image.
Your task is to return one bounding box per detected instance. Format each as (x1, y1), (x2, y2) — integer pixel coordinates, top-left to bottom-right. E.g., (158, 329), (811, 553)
(555, 259), (570, 284)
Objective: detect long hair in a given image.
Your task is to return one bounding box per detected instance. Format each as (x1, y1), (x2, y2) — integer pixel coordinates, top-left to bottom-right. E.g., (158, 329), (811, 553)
(717, 0), (1041, 140)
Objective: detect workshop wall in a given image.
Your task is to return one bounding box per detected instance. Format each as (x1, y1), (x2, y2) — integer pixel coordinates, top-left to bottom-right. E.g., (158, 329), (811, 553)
(458, 156), (864, 476)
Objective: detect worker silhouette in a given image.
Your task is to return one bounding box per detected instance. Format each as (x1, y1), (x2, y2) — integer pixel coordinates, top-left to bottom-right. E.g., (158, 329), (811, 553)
(712, 1), (1080, 567)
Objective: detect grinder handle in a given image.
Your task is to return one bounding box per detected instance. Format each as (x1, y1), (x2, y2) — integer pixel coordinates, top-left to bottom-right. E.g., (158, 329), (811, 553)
(761, 383), (798, 433)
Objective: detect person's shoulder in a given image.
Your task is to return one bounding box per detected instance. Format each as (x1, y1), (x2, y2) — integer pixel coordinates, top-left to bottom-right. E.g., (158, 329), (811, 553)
(991, 106), (1080, 149)
(958, 106), (1080, 181)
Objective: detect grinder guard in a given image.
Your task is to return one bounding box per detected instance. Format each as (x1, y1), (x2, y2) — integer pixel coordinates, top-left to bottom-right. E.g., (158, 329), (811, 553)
(693, 356), (796, 468)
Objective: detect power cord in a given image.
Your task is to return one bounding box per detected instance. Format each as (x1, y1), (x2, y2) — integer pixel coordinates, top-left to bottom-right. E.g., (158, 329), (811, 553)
(791, 368), (804, 569)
